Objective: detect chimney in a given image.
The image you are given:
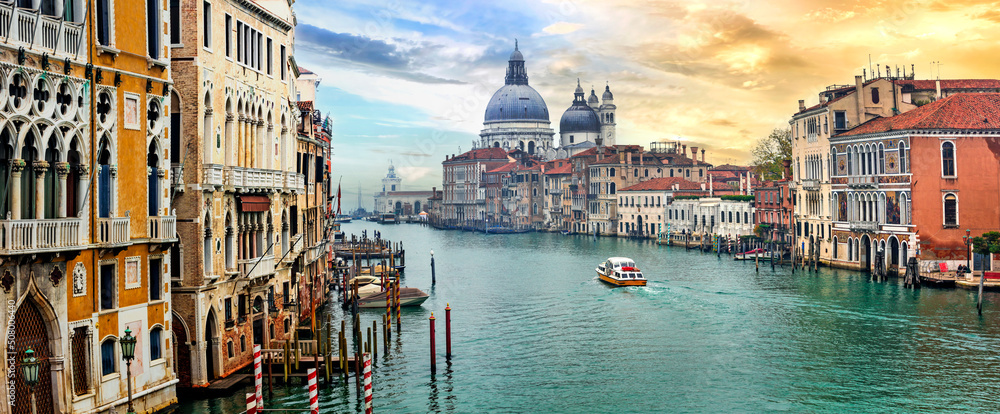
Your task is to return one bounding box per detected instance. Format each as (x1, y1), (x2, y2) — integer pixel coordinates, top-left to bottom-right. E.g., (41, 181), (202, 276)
(701, 149), (706, 163)
(855, 75), (864, 111)
(819, 94), (827, 105)
(798, 99), (805, 112)
(782, 159), (791, 180)
(935, 79), (942, 100)
(682, 144), (687, 156)
(690, 146), (699, 161)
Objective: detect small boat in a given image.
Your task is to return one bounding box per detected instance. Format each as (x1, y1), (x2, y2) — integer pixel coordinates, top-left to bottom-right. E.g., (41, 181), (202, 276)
(357, 287), (430, 308)
(334, 215), (353, 223)
(560, 230), (571, 235)
(735, 248), (771, 261)
(596, 257), (647, 287)
(378, 213), (398, 224)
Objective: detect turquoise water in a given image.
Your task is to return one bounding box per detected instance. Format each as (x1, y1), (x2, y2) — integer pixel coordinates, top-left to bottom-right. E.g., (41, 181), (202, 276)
(176, 222), (1000, 413)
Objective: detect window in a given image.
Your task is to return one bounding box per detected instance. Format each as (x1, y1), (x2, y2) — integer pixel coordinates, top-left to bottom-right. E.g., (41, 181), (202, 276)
(101, 339), (116, 376)
(149, 258), (161, 301)
(202, 1), (211, 49)
(941, 141), (955, 176)
(227, 341), (234, 358)
(147, 0), (160, 59)
(266, 38), (273, 75)
(224, 297), (233, 322)
(97, 0), (111, 46)
(899, 142), (907, 173)
(71, 328), (90, 395)
(871, 87), (880, 104)
(944, 194), (958, 227)
(235, 21), (243, 62)
(280, 45), (287, 79)
(169, 0), (180, 44)
(240, 335), (246, 353)
(220, 15), (231, 57)
(834, 111), (846, 130)
(100, 263), (115, 310)
(150, 328), (162, 360)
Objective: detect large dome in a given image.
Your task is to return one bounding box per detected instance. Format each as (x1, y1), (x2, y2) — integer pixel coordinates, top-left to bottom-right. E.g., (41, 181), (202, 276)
(560, 102), (601, 133)
(484, 84), (550, 123)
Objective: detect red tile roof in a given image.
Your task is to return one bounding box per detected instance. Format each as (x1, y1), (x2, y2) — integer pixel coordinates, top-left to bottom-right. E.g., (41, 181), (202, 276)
(838, 93), (1000, 136)
(545, 163), (572, 175)
(896, 79), (1000, 90)
(486, 162), (518, 173)
(620, 177), (692, 191)
(445, 147), (510, 163)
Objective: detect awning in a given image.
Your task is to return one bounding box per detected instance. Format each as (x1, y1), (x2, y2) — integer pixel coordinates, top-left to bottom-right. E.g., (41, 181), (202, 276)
(239, 195), (271, 212)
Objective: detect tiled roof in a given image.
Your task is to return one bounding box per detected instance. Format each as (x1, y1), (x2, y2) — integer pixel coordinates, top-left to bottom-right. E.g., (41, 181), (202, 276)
(486, 162), (518, 173)
(545, 163), (572, 175)
(896, 79), (1000, 90)
(709, 164), (751, 172)
(838, 93), (1000, 136)
(446, 147), (510, 162)
(299, 66), (314, 75)
(296, 101), (313, 111)
(620, 177), (692, 191)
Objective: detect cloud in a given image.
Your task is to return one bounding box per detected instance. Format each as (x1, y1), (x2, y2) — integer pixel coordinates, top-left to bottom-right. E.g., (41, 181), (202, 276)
(541, 22), (585, 35)
(397, 166), (434, 182)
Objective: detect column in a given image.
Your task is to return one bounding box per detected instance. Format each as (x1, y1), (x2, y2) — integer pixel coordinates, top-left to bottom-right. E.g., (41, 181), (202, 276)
(33, 160), (49, 219)
(10, 159), (24, 220)
(157, 168), (167, 217)
(109, 165), (118, 216)
(238, 115), (246, 167)
(56, 162), (70, 218)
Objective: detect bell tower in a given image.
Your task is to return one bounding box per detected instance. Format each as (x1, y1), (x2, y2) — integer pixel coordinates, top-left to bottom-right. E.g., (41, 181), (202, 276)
(600, 83), (617, 146)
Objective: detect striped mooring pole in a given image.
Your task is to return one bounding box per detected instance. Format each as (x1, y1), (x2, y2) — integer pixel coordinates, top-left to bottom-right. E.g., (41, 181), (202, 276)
(308, 368), (319, 413)
(253, 345), (263, 409)
(363, 353), (373, 413)
(245, 393), (257, 414)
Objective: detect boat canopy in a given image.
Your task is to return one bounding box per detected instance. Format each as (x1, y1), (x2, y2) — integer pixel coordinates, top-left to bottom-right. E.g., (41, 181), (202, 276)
(607, 257), (636, 268)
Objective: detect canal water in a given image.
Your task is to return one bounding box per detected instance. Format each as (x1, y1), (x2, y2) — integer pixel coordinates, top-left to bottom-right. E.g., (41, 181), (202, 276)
(176, 222), (1000, 413)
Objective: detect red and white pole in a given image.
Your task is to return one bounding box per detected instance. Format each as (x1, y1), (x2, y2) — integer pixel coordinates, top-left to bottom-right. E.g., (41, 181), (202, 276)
(253, 345), (263, 409)
(363, 352), (373, 413)
(245, 393), (256, 414)
(308, 368), (319, 414)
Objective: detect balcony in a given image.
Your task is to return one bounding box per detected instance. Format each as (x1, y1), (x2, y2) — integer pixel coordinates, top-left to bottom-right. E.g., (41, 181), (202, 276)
(203, 164), (224, 188)
(239, 255), (275, 280)
(847, 176), (877, 189)
(286, 172), (305, 192)
(0, 4), (86, 57)
(148, 215), (176, 242)
(96, 216), (130, 246)
(0, 218), (84, 254)
(801, 179), (820, 191)
(849, 221), (879, 233)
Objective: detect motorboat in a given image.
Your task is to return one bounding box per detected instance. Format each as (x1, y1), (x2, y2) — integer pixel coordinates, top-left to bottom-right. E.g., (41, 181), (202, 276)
(596, 257), (647, 287)
(735, 248), (771, 261)
(378, 213), (398, 224)
(357, 287), (430, 308)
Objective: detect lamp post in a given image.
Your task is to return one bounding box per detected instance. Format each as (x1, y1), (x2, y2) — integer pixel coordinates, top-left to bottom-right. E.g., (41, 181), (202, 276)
(120, 327), (137, 414)
(21, 348), (39, 414)
(430, 249), (436, 285)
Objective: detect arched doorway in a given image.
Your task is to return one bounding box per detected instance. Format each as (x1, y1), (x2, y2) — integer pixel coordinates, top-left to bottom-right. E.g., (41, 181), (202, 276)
(172, 312), (192, 388)
(205, 309), (219, 381)
(636, 215), (643, 236)
(13, 300), (54, 414)
(889, 236), (900, 274)
(394, 201), (402, 215)
(860, 235), (871, 272)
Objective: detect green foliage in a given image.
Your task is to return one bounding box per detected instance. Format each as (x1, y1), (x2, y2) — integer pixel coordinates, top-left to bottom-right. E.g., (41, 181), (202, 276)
(673, 195), (701, 200)
(754, 223), (771, 238)
(750, 128), (792, 181)
(972, 231), (1000, 255)
(721, 195), (754, 202)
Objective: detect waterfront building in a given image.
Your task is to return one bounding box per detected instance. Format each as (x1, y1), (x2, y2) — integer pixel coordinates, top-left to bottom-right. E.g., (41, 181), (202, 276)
(755, 178), (794, 245)
(543, 159), (573, 230)
(617, 178), (688, 237)
(829, 93), (1000, 275)
(0, 0), (179, 411)
(441, 147), (510, 227)
(168, 0), (305, 388)
(790, 76), (914, 266)
(373, 165), (433, 216)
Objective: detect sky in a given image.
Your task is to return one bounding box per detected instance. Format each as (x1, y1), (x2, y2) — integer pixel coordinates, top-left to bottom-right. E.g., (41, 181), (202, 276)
(291, 0), (1000, 211)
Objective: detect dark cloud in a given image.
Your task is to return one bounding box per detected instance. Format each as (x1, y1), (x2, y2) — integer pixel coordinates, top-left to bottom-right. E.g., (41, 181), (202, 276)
(296, 24), (466, 85)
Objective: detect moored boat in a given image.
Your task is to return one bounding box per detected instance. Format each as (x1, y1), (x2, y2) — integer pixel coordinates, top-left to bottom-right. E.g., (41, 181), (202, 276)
(734, 248), (771, 261)
(596, 257), (647, 286)
(357, 287), (430, 308)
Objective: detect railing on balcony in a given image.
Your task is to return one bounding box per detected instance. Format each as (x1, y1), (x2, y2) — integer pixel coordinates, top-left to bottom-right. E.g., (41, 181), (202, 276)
(222, 166), (301, 193)
(801, 179), (820, 191)
(0, 5), (86, 56)
(0, 218), (83, 253)
(148, 215), (176, 241)
(203, 164), (224, 187)
(96, 216), (130, 246)
(240, 254), (275, 279)
(849, 221), (879, 233)
(847, 176), (877, 188)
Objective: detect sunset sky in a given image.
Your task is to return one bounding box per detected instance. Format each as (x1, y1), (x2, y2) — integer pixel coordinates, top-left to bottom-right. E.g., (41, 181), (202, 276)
(292, 0), (1000, 210)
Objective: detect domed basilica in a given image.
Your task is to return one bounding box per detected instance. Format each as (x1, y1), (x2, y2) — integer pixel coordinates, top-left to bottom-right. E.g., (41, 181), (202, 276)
(478, 42), (616, 160)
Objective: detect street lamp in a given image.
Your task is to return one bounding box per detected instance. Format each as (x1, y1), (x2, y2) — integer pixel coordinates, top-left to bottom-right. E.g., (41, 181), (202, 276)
(964, 229), (973, 273)
(120, 327), (137, 414)
(21, 348), (39, 414)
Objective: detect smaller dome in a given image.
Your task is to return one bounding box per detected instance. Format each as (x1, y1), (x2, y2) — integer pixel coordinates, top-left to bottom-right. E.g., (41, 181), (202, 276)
(588, 88), (599, 104)
(603, 85), (614, 100)
(560, 104), (602, 133)
(574, 79), (584, 95)
(509, 49), (524, 61)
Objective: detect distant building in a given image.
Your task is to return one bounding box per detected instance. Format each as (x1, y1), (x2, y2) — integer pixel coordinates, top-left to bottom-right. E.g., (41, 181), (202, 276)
(372, 165), (433, 215)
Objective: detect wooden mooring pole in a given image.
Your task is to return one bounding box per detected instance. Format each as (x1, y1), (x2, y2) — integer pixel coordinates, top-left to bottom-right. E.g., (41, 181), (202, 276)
(429, 312), (437, 374)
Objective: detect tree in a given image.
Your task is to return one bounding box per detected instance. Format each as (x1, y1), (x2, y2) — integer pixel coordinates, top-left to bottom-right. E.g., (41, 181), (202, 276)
(972, 231), (1000, 256)
(750, 128), (792, 181)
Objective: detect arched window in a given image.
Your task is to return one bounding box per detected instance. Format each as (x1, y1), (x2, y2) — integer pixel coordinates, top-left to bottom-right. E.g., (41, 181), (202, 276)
(609, 168), (615, 177)
(224, 98), (234, 165)
(225, 212), (235, 270)
(846, 147), (853, 176)
(871, 87), (880, 104)
(97, 136), (113, 218)
(944, 193), (958, 227)
(878, 143), (885, 174)
(148, 141), (160, 216)
(203, 213), (213, 275)
(101, 338), (117, 376)
(941, 141), (955, 177)
(527, 141), (535, 155)
(609, 183), (616, 194)
(898, 141), (907, 173)
(833, 236), (838, 259)
(150, 327), (163, 360)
